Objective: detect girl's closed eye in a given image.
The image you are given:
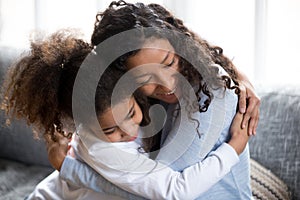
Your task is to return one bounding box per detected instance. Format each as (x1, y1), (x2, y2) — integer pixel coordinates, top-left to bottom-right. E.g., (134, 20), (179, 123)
(103, 128), (116, 135)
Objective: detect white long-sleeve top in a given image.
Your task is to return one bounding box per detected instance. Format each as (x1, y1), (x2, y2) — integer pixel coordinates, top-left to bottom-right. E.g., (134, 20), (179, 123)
(63, 132), (239, 200)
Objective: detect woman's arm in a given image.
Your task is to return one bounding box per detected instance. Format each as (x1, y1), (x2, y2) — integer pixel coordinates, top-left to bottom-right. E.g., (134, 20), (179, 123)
(48, 113), (248, 200)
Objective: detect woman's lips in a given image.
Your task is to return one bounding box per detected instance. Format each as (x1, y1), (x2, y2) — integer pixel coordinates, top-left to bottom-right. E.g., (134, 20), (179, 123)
(158, 86), (177, 96)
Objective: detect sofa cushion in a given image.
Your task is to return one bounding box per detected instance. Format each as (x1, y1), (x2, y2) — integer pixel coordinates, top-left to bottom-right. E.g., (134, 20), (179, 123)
(0, 158), (53, 200)
(250, 159), (291, 200)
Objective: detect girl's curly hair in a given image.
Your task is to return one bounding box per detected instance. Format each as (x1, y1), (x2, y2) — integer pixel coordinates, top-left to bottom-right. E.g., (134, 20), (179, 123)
(1, 30), (93, 139)
(1, 29), (152, 149)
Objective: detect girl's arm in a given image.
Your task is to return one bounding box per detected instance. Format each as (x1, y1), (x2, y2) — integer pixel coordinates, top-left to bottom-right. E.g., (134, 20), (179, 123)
(49, 113), (248, 200)
(61, 143), (238, 200)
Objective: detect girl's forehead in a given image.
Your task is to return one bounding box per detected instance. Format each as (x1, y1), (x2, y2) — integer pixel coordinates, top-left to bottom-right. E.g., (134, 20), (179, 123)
(100, 97), (134, 120)
(111, 97), (135, 112)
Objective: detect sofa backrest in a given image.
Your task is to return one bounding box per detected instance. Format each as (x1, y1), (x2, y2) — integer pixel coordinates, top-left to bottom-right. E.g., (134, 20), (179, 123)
(249, 86), (300, 199)
(0, 46), (51, 167)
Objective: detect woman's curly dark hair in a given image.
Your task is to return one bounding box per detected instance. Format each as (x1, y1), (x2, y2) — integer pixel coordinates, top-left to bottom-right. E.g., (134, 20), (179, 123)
(91, 1), (239, 113)
(90, 1), (240, 146)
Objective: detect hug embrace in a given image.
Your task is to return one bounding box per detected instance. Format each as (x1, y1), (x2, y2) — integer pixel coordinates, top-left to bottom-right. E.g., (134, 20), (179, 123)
(2, 1), (260, 199)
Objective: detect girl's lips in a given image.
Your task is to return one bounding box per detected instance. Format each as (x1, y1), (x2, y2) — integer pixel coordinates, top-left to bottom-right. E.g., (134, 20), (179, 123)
(128, 136), (137, 141)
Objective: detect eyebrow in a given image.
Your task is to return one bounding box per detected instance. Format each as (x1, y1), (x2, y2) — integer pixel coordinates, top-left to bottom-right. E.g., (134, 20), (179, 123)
(102, 126), (118, 132)
(160, 51), (170, 64)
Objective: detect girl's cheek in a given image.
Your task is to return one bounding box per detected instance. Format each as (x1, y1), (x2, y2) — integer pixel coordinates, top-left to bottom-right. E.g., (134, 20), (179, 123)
(106, 134), (118, 143)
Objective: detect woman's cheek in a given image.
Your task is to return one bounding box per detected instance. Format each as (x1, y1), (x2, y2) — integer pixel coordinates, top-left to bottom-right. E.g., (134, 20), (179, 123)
(138, 84), (156, 97)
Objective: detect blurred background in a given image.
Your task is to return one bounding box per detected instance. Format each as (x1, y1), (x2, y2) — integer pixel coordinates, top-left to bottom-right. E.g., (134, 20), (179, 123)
(0, 0), (299, 86)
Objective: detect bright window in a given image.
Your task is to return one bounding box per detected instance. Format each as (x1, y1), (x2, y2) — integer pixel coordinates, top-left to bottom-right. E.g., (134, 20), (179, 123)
(0, 0), (299, 85)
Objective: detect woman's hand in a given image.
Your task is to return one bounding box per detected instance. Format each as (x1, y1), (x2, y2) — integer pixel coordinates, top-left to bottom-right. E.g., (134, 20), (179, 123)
(228, 112), (250, 155)
(44, 131), (70, 171)
(236, 72), (260, 136)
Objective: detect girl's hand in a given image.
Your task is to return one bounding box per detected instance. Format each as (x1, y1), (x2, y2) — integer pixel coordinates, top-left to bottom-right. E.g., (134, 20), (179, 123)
(44, 131), (70, 171)
(228, 112), (250, 155)
(237, 74), (260, 136)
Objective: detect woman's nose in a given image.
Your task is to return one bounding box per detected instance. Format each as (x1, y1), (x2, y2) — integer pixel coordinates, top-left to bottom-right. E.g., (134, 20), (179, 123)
(156, 72), (176, 91)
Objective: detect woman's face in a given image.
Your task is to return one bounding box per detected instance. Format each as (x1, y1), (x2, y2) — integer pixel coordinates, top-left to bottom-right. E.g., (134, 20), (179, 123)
(99, 97), (143, 143)
(126, 38), (180, 104)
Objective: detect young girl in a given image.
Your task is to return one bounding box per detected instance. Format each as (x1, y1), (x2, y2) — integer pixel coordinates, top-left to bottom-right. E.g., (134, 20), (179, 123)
(50, 1), (259, 199)
(2, 31), (249, 199)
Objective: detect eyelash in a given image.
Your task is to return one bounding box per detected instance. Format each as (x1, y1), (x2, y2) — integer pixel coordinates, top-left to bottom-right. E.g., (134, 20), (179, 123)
(166, 58), (175, 67)
(104, 129), (115, 135)
(129, 110), (136, 118)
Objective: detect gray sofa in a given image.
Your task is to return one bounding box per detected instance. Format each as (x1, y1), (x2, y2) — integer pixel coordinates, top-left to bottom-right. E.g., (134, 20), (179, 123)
(249, 85), (300, 200)
(0, 46), (54, 200)
(0, 46), (299, 199)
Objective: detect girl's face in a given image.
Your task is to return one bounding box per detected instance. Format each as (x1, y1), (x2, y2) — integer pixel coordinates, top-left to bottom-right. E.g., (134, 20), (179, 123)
(126, 38), (180, 104)
(99, 97), (143, 143)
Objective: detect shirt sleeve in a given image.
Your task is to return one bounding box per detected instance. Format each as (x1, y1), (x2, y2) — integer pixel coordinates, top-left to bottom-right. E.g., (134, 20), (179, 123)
(60, 156), (145, 200)
(60, 142), (239, 200)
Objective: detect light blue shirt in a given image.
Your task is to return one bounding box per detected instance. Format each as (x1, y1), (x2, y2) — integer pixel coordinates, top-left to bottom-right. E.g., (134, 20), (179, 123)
(60, 86), (252, 199)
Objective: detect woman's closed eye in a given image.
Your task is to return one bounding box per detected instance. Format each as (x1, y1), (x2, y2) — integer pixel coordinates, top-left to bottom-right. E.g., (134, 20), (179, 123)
(165, 57), (175, 67)
(125, 102), (136, 120)
(128, 110), (136, 119)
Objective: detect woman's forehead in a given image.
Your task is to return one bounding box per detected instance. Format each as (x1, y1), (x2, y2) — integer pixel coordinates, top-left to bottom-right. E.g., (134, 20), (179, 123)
(126, 39), (175, 68)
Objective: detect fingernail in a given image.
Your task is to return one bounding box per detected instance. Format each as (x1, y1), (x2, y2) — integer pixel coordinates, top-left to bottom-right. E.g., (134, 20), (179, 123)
(240, 108), (246, 113)
(242, 124), (246, 129)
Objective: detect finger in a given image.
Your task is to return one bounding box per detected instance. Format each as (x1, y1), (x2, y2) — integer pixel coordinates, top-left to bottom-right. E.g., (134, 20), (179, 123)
(253, 109), (260, 135)
(238, 85), (247, 114)
(44, 134), (52, 143)
(241, 103), (252, 128)
(247, 118), (255, 136)
(232, 112), (244, 128)
(242, 95), (260, 130)
(246, 105), (260, 135)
